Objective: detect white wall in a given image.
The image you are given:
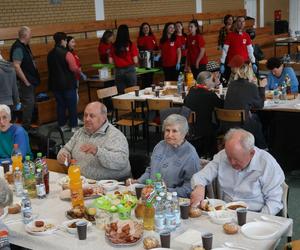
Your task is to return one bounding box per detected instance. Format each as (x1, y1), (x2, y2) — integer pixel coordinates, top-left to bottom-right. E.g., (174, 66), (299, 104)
(289, 0), (300, 36)
(244, 0), (257, 27)
(95, 0), (105, 37)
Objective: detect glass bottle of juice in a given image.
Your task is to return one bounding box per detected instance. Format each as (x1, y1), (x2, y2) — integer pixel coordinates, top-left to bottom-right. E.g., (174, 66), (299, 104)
(11, 144), (23, 172)
(68, 159), (84, 208)
(143, 201), (155, 230)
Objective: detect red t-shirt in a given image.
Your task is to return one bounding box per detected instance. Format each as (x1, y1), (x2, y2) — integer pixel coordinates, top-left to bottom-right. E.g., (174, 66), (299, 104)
(176, 34), (187, 57)
(186, 34), (208, 66)
(137, 34), (158, 51)
(110, 42), (139, 68)
(70, 51), (81, 80)
(224, 31), (252, 63)
(159, 38), (180, 67)
(98, 42), (112, 64)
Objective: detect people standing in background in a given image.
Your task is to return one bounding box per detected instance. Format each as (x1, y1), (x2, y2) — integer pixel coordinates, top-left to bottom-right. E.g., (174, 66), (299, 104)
(137, 22), (158, 51)
(220, 16), (256, 83)
(159, 22), (181, 81)
(218, 14), (234, 50)
(109, 24), (138, 94)
(175, 21), (187, 68)
(47, 32), (79, 133)
(10, 26), (40, 131)
(66, 36), (87, 126)
(98, 30), (114, 64)
(246, 28), (265, 62)
(186, 20), (208, 80)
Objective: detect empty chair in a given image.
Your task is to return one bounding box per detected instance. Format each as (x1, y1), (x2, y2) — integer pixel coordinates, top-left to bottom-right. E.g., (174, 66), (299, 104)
(97, 86), (118, 121)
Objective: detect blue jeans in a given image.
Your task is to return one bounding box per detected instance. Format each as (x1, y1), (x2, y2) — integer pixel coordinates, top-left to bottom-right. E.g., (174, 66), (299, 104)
(115, 66), (137, 94)
(53, 89), (78, 128)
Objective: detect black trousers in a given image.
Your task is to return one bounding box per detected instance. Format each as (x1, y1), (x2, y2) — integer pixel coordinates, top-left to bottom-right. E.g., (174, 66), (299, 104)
(18, 82), (35, 130)
(163, 66), (179, 81)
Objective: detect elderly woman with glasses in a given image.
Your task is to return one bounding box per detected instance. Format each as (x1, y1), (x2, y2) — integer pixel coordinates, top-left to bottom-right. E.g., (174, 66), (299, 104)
(0, 104), (32, 163)
(127, 114), (200, 198)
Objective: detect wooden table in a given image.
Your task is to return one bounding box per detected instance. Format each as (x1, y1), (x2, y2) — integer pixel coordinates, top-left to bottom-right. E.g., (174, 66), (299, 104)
(4, 171), (293, 250)
(274, 37), (300, 56)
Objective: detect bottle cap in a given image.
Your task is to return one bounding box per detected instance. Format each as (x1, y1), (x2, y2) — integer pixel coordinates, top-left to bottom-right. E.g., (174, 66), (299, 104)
(172, 192), (178, 196)
(37, 168), (42, 173)
(70, 159), (77, 164)
(25, 155), (30, 161)
(146, 179), (153, 185)
(155, 173), (161, 179)
(156, 196), (161, 201)
(159, 192), (165, 197)
(15, 167), (19, 171)
(37, 152), (42, 158)
(167, 195), (172, 200)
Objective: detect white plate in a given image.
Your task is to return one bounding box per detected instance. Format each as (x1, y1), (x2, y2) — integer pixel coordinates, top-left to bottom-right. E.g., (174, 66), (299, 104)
(61, 219), (92, 234)
(241, 221), (280, 240)
(0, 208), (8, 220)
(200, 199), (226, 214)
(225, 201), (248, 212)
(152, 248), (175, 250)
(25, 219), (57, 236)
(98, 180), (118, 191)
(208, 210), (234, 225)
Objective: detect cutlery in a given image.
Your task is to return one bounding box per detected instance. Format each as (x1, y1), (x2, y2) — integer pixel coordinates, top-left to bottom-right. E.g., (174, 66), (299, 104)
(260, 215), (284, 226)
(3, 219), (23, 225)
(224, 242), (249, 250)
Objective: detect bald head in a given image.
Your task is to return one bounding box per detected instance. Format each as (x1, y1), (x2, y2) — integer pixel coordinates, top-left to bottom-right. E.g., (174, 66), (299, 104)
(84, 102), (107, 134)
(224, 129), (255, 170)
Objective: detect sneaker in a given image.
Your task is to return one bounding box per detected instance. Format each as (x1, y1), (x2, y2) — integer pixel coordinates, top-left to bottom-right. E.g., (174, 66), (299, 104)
(77, 118), (84, 126)
(71, 127), (80, 133)
(60, 125), (70, 132)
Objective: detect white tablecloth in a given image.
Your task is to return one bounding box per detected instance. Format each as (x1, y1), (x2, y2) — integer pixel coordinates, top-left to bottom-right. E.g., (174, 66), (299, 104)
(4, 172), (293, 250)
(263, 96), (300, 112)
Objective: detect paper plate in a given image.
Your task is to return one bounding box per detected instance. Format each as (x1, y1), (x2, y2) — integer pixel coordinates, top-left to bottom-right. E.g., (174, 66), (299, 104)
(241, 221), (280, 240)
(25, 219), (57, 236)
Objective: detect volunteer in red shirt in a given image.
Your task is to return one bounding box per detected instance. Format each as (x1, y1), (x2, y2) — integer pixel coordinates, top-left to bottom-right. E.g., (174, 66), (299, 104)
(137, 22), (158, 51)
(186, 19), (208, 80)
(98, 30), (113, 64)
(220, 16), (257, 82)
(159, 22), (181, 81)
(175, 21), (187, 67)
(109, 24), (138, 94)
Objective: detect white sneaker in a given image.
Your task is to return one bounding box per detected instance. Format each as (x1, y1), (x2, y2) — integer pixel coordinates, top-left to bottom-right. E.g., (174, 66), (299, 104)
(60, 125), (70, 132)
(77, 119), (84, 126)
(71, 127), (80, 133)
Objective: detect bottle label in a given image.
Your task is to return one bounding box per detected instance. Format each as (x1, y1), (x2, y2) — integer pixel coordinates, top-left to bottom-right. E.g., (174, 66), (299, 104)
(155, 215), (165, 230)
(36, 184), (46, 197)
(165, 215), (176, 229)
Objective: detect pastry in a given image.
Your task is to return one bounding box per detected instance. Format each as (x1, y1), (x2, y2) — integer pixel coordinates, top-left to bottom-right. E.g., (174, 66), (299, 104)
(192, 247), (205, 250)
(35, 220), (45, 227)
(143, 237), (159, 249)
(189, 207), (202, 218)
(8, 204), (21, 214)
(223, 222), (239, 234)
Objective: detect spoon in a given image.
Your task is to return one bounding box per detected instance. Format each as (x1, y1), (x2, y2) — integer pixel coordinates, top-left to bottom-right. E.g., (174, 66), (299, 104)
(224, 242), (249, 250)
(260, 215), (284, 226)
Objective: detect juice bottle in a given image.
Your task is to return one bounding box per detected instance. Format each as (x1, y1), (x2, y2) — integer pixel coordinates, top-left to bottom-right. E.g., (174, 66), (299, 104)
(23, 155), (36, 198)
(143, 201), (155, 230)
(11, 144), (23, 172)
(186, 70), (194, 88)
(68, 159), (84, 208)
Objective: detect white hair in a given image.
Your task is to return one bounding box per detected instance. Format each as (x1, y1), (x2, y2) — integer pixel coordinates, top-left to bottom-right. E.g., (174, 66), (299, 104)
(0, 178), (13, 208)
(196, 71), (215, 89)
(0, 104), (11, 120)
(162, 114), (189, 136)
(18, 26), (31, 39)
(224, 128), (255, 152)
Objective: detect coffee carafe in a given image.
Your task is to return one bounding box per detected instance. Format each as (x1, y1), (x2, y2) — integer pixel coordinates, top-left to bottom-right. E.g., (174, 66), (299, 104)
(140, 50), (153, 69)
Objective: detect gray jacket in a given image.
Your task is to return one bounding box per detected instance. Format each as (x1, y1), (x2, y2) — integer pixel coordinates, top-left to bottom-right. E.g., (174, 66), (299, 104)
(0, 60), (19, 106)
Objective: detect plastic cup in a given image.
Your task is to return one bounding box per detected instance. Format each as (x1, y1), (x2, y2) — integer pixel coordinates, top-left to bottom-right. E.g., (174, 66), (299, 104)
(135, 185), (143, 200)
(236, 208), (247, 226)
(155, 90), (160, 98)
(1, 161), (10, 173)
(151, 84), (156, 92)
(135, 89), (139, 97)
(180, 203), (190, 219)
(160, 230), (171, 248)
(181, 91), (186, 99)
(0, 167), (4, 178)
(76, 221), (87, 240)
(202, 232), (213, 250)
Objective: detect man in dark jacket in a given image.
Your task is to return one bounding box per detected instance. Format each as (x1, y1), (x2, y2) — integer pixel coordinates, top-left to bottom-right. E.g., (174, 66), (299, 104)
(47, 32), (80, 132)
(10, 26), (40, 130)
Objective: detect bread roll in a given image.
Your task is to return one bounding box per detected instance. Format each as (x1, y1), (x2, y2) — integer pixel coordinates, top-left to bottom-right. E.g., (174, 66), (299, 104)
(223, 222), (239, 234)
(8, 204), (21, 214)
(189, 207), (202, 218)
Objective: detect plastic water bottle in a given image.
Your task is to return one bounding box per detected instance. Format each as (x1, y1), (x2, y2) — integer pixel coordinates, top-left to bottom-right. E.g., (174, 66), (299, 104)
(23, 155), (36, 198)
(177, 72), (184, 94)
(154, 173), (166, 194)
(21, 190), (33, 224)
(165, 195), (176, 231)
(159, 191), (166, 203)
(35, 168), (46, 199)
(154, 196), (165, 232)
(14, 167), (23, 197)
(172, 192), (181, 227)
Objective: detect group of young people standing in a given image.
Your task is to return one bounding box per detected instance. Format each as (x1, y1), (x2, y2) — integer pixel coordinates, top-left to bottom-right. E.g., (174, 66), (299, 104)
(98, 20), (208, 93)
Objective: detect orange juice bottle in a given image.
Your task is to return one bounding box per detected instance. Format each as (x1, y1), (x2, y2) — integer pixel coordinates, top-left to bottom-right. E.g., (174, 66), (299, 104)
(11, 144), (23, 172)
(68, 159), (84, 208)
(186, 70), (194, 88)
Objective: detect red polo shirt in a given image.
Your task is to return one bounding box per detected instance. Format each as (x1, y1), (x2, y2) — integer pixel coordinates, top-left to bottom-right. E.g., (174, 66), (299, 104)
(224, 31), (252, 63)
(137, 34), (158, 51)
(186, 34), (208, 66)
(176, 34), (187, 57)
(110, 42), (139, 68)
(159, 38), (180, 67)
(98, 42), (112, 64)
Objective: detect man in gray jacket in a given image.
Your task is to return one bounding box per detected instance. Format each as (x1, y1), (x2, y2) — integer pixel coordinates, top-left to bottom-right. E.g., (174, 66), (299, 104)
(57, 102), (131, 181)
